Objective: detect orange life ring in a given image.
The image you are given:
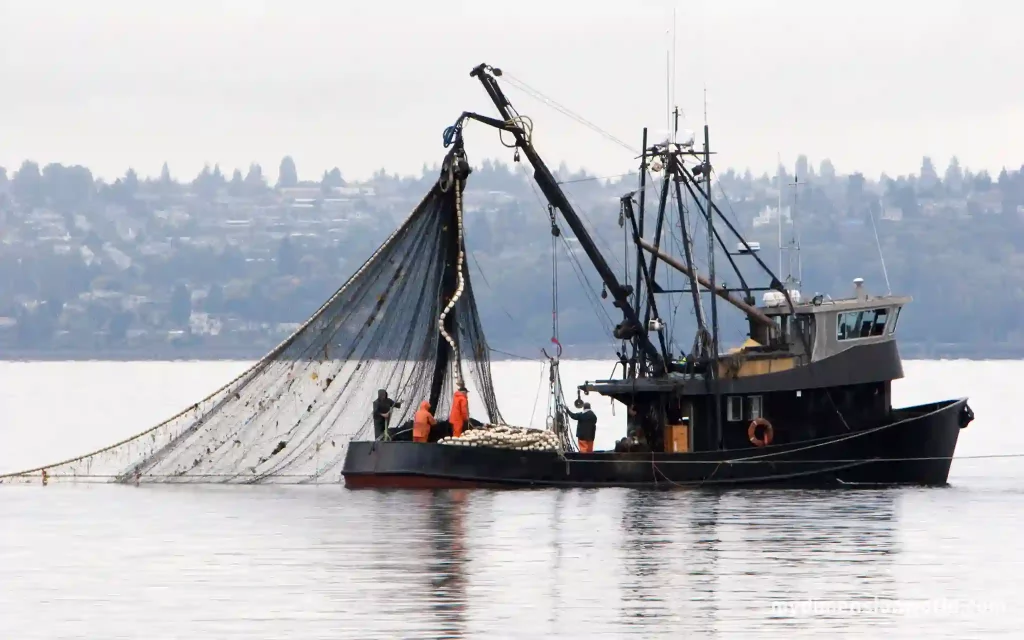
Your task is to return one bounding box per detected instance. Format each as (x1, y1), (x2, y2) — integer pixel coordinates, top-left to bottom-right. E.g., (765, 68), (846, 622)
(748, 418), (773, 447)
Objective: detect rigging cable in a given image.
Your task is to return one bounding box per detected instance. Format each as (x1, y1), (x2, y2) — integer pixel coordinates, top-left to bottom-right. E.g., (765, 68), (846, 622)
(868, 206), (893, 294)
(488, 347), (542, 361)
(544, 212), (576, 452)
(707, 169), (758, 293)
(500, 71), (639, 154)
(467, 250), (514, 323)
(710, 167), (852, 424)
(559, 185), (625, 273)
(15, 450), (1022, 481)
(558, 234), (617, 334)
(467, 248), (546, 360)
(499, 115), (535, 149)
(558, 171), (639, 185)
(667, 169), (709, 356)
(529, 361), (549, 432)
(519, 164), (618, 336)
(550, 206), (561, 351)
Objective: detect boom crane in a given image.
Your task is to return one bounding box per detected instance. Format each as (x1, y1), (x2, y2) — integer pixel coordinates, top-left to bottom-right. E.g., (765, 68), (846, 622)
(448, 63), (674, 375)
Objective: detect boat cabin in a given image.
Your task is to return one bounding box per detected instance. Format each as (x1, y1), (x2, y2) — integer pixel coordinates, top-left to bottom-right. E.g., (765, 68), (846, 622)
(583, 279), (911, 454)
(747, 278), (907, 364)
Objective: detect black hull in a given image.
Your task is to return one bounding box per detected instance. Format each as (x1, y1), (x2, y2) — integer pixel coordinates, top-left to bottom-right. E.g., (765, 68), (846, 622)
(342, 398), (972, 489)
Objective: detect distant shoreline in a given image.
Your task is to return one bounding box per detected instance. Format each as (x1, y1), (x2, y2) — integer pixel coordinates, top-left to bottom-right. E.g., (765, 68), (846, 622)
(2, 342), (1024, 362)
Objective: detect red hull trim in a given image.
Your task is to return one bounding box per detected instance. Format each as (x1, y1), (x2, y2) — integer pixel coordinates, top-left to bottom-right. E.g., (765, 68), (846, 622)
(343, 474), (513, 489)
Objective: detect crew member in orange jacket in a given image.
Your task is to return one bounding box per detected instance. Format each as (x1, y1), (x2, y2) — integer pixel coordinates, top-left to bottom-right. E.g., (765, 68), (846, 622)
(450, 385), (469, 438)
(413, 400), (436, 443)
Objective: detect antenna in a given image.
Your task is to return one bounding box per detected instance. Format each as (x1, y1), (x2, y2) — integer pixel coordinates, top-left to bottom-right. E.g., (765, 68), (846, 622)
(703, 85), (708, 126)
(671, 5), (677, 143)
(868, 207), (892, 294)
(788, 170), (804, 289)
(776, 152), (783, 278)
(665, 22), (671, 142)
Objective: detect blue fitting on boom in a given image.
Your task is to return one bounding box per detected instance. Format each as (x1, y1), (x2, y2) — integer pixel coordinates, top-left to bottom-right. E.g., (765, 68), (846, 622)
(443, 125), (458, 148)
(443, 117), (465, 148)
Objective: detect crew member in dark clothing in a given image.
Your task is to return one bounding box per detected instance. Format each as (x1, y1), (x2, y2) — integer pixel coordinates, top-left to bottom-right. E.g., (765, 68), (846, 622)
(568, 402), (598, 453)
(372, 389), (401, 440)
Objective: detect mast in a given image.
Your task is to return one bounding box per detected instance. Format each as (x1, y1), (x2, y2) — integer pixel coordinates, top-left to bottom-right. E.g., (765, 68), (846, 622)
(672, 172), (706, 341)
(637, 239), (775, 326)
(643, 172), (671, 329)
(703, 123), (722, 449)
(793, 173), (803, 287)
(458, 63), (801, 382)
(632, 128), (649, 375)
(466, 64), (667, 372)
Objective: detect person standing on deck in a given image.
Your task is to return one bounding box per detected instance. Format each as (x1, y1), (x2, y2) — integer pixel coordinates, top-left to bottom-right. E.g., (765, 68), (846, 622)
(627, 405), (639, 441)
(372, 389), (401, 440)
(413, 400), (436, 443)
(450, 385), (469, 438)
(568, 402), (598, 453)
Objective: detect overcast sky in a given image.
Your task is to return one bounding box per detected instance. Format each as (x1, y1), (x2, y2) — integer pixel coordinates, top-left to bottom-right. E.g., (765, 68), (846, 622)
(1, 0), (1020, 184)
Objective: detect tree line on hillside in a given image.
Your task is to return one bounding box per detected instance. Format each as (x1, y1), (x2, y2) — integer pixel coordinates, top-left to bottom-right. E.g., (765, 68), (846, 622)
(1, 153), (1023, 359)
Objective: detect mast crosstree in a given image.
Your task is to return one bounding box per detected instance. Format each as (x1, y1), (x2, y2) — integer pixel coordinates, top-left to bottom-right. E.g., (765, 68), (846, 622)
(451, 64), (801, 384)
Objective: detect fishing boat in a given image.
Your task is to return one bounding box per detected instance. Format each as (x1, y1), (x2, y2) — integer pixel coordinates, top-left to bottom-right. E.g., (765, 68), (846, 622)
(0, 62), (974, 489)
(341, 63), (975, 489)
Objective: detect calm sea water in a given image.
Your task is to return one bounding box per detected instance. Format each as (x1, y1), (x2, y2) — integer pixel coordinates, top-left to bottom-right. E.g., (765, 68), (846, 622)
(1, 359), (1022, 638)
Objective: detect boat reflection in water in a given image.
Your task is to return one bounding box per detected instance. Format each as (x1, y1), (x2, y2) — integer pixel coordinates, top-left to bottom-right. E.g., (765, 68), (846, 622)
(368, 488), (900, 637)
(423, 489), (470, 639)
(613, 489), (898, 636)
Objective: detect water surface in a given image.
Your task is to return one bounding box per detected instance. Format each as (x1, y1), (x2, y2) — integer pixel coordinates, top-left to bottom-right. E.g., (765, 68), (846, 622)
(1, 360), (1022, 638)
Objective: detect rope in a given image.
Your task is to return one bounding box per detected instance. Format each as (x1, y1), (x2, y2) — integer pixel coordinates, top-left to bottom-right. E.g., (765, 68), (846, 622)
(529, 362), (547, 429)
(517, 163), (616, 337)
(438, 177), (466, 387)
(565, 403), (984, 465)
(5, 452), (1017, 484)
(501, 71), (638, 154)
(560, 186), (624, 273)
(731, 409), (910, 462)
(565, 452), (1024, 465)
(498, 115), (534, 149)
(445, 115), (533, 150)
(651, 459), (869, 488)
(488, 347), (542, 361)
(557, 171), (639, 185)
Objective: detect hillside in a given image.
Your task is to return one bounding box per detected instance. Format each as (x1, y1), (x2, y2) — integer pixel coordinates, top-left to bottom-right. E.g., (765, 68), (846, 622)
(1, 155), (1022, 360)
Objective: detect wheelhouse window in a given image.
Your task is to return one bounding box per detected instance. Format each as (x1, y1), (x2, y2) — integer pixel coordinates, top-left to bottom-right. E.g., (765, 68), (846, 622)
(837, 308), (890, 340)
(727, 395), (764, 421)
(772, 316), (785, 346)
(889, 307), (902, 334)
(747, 395), (763, 420)
(870, 309), (889, 335)
(726, 396), (743, 421)
(791, 314), (814, 345)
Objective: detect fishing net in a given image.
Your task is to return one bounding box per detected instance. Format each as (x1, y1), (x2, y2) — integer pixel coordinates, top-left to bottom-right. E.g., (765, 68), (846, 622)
(0, 152), (507, 485)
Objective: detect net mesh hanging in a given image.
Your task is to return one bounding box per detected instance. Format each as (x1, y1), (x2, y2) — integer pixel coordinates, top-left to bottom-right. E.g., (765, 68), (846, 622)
(0, 159), (507, 485)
